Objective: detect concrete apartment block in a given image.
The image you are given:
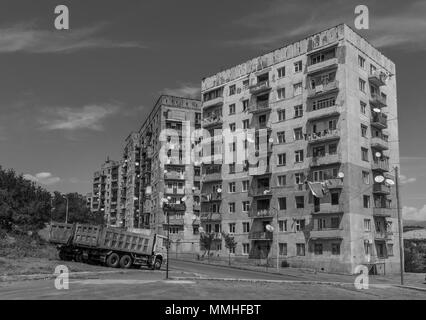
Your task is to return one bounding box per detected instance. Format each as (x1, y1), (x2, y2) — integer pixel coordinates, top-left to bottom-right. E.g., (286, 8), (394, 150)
(200, 24), (400, 274)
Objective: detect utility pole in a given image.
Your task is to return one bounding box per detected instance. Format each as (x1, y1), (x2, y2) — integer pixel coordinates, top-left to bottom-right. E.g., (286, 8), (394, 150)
(275, 206), (279, 272)
(166, 207), (170, 280)
(394, 166), (404, 285)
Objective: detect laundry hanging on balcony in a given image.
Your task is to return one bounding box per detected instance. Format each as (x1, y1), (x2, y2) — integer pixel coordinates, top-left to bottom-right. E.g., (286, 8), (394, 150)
(307, 181), (329, 198)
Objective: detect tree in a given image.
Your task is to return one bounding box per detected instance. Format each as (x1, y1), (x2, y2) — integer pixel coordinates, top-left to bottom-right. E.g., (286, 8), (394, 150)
(223, 232), (237, 266)
(200, 232), (214, 260)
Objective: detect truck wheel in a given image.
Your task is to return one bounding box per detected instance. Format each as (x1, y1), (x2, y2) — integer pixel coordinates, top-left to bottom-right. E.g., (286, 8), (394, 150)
(119, 255), (133, 269)
(106, 253), (120, 268)
(59, 250), (66, 261)
(154, 258), (162, 270)
(75, 253), (83, 263)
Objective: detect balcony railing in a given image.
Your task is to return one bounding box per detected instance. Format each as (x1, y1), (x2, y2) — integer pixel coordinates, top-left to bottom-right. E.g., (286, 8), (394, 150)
(165, 217), (185, 225)
(202, 115), (223, 128)
(310, 228), (344, 240)
(249, 209), (274, 219)
(203, 96), (224, 108)
(309, 154), (341, 167)
(248, 231), (273, 240)
(312, 203), (345, 214)
(372, 158), (390, 172)
(248, 100), (271, 114)
(202, 171), (222, 182)
(369, 70), (387, 87)
(307, 80), (339, 98)
(164, 171), (185, 180)
(370, 93), (387, 108)
(371, 137), (389, 150)
(248, 186), (272, 197)
(164, 188), (185, 195)
(200, 212), (222, 221)
(307, 105), (341, 121)
(371, 113), (388, 129)
(373, 184), (391, 195)
(201, 192), (222, 202)
(305, 129), (340, 143)
(324, 178), (344, 189)
(164, 203), (186, 211)
(374, 230), (393, 240)
(373, 206), (392, 217)
(249, 80), (271, 95)
(307, 57), (338, 74)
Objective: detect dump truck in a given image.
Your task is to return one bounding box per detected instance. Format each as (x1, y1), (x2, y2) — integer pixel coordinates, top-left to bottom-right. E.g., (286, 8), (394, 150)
(49, 222), (168, 270)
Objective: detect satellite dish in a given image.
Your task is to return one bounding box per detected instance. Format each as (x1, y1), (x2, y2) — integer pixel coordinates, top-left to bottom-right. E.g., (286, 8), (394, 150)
(375, 152), (382, 158)
(164, 170), (168, 173)
(167, 196), (172, 201)
(266, 224), (274, 232)
(198, 227), (205, 233)
(269, 137), (274, 143)
(217, 188), (222, 193)
(181, 196), (187, 202)
(338, 172), (345, 178)
(385, 179), (395, 186)
(374, 175), (385, 183)
(373, 108), (381, 113)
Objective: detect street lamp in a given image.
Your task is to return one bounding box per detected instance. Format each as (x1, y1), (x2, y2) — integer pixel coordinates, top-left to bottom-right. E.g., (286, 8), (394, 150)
(61, 194), (69, 224)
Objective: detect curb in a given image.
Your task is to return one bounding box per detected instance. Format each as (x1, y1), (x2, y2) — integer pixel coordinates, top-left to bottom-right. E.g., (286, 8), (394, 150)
(394, 284), (426, 292)
(0, 270), (133, 282)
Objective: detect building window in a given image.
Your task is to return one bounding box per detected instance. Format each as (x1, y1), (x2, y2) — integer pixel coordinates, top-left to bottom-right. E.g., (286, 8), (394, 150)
(294, 127), (303, 140)
(296, 243), (305, 256)
(242, 180), (249, 192)
(277, 87), (286, 100)
(278, 197), (287, 210)
(360, 101), (367, 115)
(293, 83), (302, 96)
(331, 192), (339, 205)
(243, 243), (250, 255)
(277, 175), (286, 186)
(361, 124), (368, 138)
(295, 172), (304, 185)
(229, 223), (236, 233)
(387, 244), (394, 256)
(243, 119), (249, 129)
(362, 171), (370, 184)
(364, 219), (371, 231)
(242, 201), (250, 212)
(243, 222), (250, 233)
(229, 84), (236, 96)
(361, 147), (369, 162)
(229, 104), (236, 115)
(295, 219), (305, 231)
(278, 153), (286, 166)
(314, 243), (323, 255)
(278, 109), (286, 121)
(359, 78), (366, 92)
(243, 99), (249, 111)
(229, 163), (235, 174)
(332, 243), (341, 255)
(295, 196), (304, 209)
(279, 220), (287, 232)
(279, 243), (288, 256)
(294, 61), (302, 73)
(229, 123), (236, 132)
(277, 131), (286, 144)
(363, 195), (371, 208)
(229, 182), (236, 192)
(295, 150), (304, 163)
(278, 66), (286, 78)
(331, 217), (340, 229)
(229, 202), (235, 213)
(358, 55), (366, 69)
(329, 143), (337, 155)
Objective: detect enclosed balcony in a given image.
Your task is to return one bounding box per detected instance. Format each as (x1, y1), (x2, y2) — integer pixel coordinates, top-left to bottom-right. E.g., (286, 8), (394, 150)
(249, 80), (271, 95)
(371, 136), (389, 150)
(307, 80), (339, 98)
(248, 231), (273, 241)
(202, 96), (224, 109)
(373, 183), (391, 195)
(372, 157), (390, 172)
(310, 228), (343, 240)
(369, 70), (387, 87)
(309, 154), (341, 167)
(307, 105), (341, 122)
(306, 129), (340, 144)
(307, 57), (338, 75)
(370, 93), (387, 108)
(248, 100), (271, 114)
(371, 113), (388, 129)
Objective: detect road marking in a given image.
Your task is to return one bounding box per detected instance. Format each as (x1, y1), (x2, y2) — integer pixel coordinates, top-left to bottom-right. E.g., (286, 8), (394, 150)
(70, 279), (196, 285)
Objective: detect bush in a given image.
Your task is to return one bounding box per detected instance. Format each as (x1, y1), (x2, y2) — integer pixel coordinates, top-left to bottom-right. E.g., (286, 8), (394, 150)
(281, 260), (289, 268)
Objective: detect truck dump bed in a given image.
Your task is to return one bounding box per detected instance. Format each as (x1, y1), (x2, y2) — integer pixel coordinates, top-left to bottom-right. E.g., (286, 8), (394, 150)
(98, 227), (154, 255)
(49, 222), (74, 245)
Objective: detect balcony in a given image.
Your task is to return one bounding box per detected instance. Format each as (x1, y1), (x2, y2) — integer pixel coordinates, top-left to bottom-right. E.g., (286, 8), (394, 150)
(374, 230), (393, 241)
(370, 93), (387, 108)
(202, 115), (223, 128)
(249, 164), (271, 176)
(248, 100), (271, 114)
(312, 203), (345, 215)
(373, 184), (391, 195)
(307, 57), (338, 75)
(249, 80), (271, 95)
(369, 70), (387, 87)
(372, 158), (389, 172)
(309, 154), (341, 167)
(202, 171), (222, 182)
(324, 178), (344, 189)
(165, 217), (185, 225)
(307, 105), (342, 122)
(201, 192), (222, 202)
(200, 212), (221, 221)
(306, 129), (340, 144)
(371, 137), (389, 150)
(248, 231), (273, 240)
(203, 96), (224, 109)
(164, 203), (186, 211)
(373, 206), (392, 217)
(164, 188), (185, 196)
(307, 80), (339, 98)
(254, 142), (274, 155)
(371, 113), (388, 129)
(310, 228), (344, 240)
(164, 171), (185, 180)
(249, 209), (274, 219)
(248, 186), (272, 197)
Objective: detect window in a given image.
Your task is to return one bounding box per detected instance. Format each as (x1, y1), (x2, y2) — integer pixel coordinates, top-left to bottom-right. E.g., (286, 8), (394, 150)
(364, 219), (371, 231)
(332, 243), (341, 255)
(360, 101), (367, 115)
(278, 109), (286, 121)
(361, 147), (369, 162)
(277, 175), (286, 186)
(295, 196), (304, 209)
(243, 99), (249, 111)
(229, 142), (236, 152)
(229, 163), (235, 174)
(242, 201), (250, 212)
(293, 83), (302, 96)
(364, 242), (372, 255)
(331, 217), (340, 229)
(214, 223), (221, 233)
(229, 223), (236, 233)
(278, 197), (287, 210)
(296, 243), (305, 256)
(295, 150), (304, 163)
(229, 246), (235, 254)
(278, 153), (286, 166)
(359, 78), (366, 92)
(229, 84), (236, 96)
(243, 119), (249, 129)
(258, 114), (267, 126)
(362, 171), (370, 184)
(277, 131), (286, 144)
(229, 182), (236, 192)
(313, 97), (335, 110)
(243, 222), (250, 233)
(358, 55), (366, 69)
(363, 195), (370, 208)
(243, 243), (250, 255)
(387, 244), (394, 256)
(229, 202), (235, 213)
(314, 243), (323, 255)
(361, 124), (368, 138)
(294, 127), (303, 140)
(329, 143), (337, 155)
(294, 61), (302, 73)
(295, 219), (305, 231)
(278, 66), (286, 78)
(242, 180), (249, 192)
(229, 104), (236, 115)
(279, 220), (287, 232)
(331, 192), (339, 205)
(279, 243), (287, 256)
(295, 173), (304, 185)
(277, 87), (286, 100)
(229, 123), (236, 132)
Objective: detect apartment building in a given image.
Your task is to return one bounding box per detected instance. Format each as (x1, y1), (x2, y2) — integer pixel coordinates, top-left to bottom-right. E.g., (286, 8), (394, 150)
(137, 95), (202, 253)
(91, 158), (123, 226)
(200, 24), (400, 274)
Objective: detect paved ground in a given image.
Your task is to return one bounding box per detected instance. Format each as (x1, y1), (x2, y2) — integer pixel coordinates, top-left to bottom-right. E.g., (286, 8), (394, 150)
(0, 259), (425, 299)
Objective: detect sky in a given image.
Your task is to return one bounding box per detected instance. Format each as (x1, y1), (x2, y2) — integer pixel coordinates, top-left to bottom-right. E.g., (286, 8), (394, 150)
(0, 0), (425, 220)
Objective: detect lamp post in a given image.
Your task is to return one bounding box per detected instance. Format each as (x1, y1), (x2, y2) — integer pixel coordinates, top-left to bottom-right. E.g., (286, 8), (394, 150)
(62, 194), (69, 224)
(166, 206), (170, 280)
(395, 166), (404, 285)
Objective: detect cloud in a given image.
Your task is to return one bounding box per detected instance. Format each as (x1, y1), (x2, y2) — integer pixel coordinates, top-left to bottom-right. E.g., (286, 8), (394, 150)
(399, 174), (417, 185)
(24, 172), (61, 185)
(39, 104), (120, 131)
(162, 83), (201, 99)
(403, 205), (426, 221)
(0, 23), (145, 54)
